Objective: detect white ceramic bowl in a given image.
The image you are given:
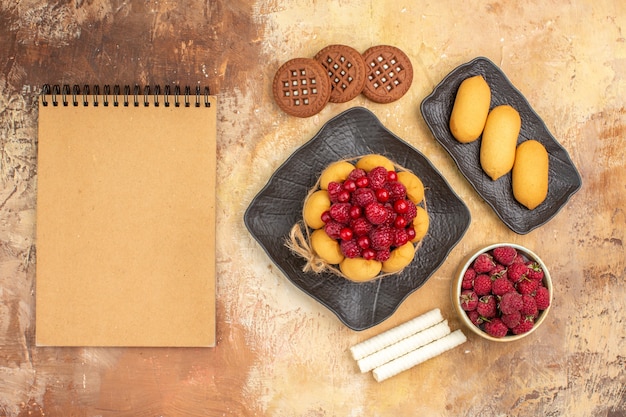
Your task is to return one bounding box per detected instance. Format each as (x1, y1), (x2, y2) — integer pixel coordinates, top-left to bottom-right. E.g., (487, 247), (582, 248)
(452, 243), (553, 342)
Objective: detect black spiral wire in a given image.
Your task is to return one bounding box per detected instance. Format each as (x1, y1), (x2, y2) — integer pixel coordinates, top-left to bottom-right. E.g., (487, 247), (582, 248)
(41, 84), (212, 108)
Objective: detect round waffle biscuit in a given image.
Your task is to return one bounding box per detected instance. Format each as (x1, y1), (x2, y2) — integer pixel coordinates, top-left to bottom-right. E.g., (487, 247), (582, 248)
(362, 45), (413, 103)
(272, 58), (331, 117)
(314, 44), (367, 103)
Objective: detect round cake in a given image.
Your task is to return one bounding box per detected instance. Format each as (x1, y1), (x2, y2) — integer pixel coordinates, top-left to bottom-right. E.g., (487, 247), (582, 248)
(294, 154), (429, 282)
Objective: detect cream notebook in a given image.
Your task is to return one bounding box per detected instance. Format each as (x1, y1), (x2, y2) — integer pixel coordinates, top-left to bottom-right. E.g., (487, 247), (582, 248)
(36, 85), (217, 347)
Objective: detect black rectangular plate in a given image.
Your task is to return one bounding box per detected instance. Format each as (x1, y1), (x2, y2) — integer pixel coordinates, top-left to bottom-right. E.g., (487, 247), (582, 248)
(420, 57), (582, 234)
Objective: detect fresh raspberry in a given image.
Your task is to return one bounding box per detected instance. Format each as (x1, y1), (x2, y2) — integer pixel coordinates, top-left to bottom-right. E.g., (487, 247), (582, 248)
(347, 168), (367, 181)
(490, 264), (507, 279)
(349, 205), (362, 219)
(473, 253), (496, 274)
(526, 261), (545, 281)
(460, 290), (478, 311)
(393, 228), (409, 247)
(375, 248), (390, 262)
(382, 204), (397, 226)
(492, 246), (517, 266)
(461, 268), (476, 289)
(367, 166), (388, 189)
(511, 316), (535, 335)
(520, 294), (538, 317)
(517, 277), (540, 295)
(463, 268), (477, 283)
(467, 310), (484, 326)
(492, 276), (515, 296)
(534, 285), (551, 310)
(340, 239), (361, 258)
(369, 226), (394, 250)
(484, 318), (509, 338)
(501, 311), (522, 329)
(500, 292), (523, 315)
(365, 203), (388, 225)
(512, 254), (526, 264)
(324, 221), (343, 240)
(327, 181), (342, 203)
(350, 217), (372, 236)
(473, 274), (493, 296)
(329, 203), (351, 224)
(507, 262), (529, 283)
(401, 200), (417, 223)
(352, 188), (377, 207)
(386, 181), (407, 200)
(476, 295), (497, 318)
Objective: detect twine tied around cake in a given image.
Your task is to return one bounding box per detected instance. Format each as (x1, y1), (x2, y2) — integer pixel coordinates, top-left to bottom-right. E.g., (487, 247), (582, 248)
(286, 221), (336, 274)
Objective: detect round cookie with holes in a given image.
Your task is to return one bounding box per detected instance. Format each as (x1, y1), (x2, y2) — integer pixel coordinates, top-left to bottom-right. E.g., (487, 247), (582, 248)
(314, 44), (367, 103)
(362, 45), (413, 104)
(272, 57), (332, 118)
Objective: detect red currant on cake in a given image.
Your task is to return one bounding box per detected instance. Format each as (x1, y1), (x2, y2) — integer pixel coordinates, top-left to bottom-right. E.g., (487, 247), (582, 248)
(339, 227), (354, 241)
(376, 188), (390, 203)
(343, 179), (357, 192)
(393, 199), (409, 214)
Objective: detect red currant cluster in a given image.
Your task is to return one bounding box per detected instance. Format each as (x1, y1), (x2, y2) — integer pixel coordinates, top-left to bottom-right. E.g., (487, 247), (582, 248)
(320, 166), (419, 262)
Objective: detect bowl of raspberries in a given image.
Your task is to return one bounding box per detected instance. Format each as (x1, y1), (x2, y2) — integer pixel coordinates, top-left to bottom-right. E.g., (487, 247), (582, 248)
(452, 243), (552, 341)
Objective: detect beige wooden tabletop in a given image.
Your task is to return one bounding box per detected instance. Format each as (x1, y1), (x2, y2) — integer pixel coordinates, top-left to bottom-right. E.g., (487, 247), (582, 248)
(0, 1), (624, 416)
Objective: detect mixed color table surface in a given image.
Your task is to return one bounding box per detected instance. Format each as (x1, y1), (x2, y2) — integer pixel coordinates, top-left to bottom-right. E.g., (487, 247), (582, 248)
(0, 1), (624, 416)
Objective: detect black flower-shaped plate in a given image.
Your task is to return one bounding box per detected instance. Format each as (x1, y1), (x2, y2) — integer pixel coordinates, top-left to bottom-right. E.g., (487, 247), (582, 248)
(244, 107), (470, 331)
(421, 56), (582, 234)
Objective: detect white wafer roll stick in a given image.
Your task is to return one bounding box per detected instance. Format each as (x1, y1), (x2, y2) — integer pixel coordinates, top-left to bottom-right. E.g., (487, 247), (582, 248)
(350, 308), (444, 361)
(372, 329), (467, 382)
(357, 320), (451, 373)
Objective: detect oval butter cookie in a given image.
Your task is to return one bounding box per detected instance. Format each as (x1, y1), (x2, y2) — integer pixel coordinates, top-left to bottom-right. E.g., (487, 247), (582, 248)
(512, 140), (549, 210)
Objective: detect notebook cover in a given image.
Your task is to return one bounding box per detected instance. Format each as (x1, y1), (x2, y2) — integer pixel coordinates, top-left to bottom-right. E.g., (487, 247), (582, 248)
(36, 94), (217, 347)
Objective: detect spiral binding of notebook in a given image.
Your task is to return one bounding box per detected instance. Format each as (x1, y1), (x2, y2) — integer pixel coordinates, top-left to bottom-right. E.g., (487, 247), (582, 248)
(41, 84), (212, 108)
